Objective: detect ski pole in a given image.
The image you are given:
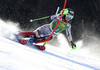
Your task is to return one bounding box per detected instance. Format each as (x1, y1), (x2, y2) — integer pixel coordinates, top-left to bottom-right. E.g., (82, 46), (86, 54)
(55, 7), (60, 15)
(43, 0), (67, 46)
(42, 7), (60, 46)
(30, 16), (50, 22)
(68, 45), (77, 54)
(68, 49), (72, 54)
(30, 7), (60, 22)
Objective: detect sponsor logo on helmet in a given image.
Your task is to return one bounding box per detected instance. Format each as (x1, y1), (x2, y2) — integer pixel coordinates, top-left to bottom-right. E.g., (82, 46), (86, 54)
(70, 11), (74, 15)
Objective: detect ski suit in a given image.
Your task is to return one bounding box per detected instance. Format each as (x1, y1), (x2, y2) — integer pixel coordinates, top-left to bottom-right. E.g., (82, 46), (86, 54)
(35, 15), (73, 42)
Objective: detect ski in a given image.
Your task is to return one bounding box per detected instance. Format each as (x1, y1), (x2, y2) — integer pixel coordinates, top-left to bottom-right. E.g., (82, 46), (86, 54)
(15, 32), (52, 51)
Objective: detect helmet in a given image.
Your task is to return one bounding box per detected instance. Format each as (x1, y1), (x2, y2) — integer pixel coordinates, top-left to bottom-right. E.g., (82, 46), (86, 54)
(59, 8), (74, 20)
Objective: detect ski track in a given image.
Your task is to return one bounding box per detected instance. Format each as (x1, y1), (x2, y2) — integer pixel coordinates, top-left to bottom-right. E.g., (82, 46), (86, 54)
(0, 36), (100, 70)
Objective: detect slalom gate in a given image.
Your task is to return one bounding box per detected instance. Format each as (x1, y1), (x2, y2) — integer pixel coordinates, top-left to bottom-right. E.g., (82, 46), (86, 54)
(43, 0), (67, 46)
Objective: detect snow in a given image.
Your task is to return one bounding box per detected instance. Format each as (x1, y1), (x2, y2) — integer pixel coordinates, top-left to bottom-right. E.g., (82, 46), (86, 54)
(0, 34), (100, 70)
(0, 37), (98, 70)
(0, 19), (100, 70)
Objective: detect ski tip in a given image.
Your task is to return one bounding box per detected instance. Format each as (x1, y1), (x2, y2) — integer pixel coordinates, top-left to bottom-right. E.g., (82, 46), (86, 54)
(21, 39), (27, 45)
(39, 45), (46, 51)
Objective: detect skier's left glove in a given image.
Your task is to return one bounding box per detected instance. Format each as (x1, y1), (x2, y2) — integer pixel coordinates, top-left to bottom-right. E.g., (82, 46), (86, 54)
(70, 41), (77, 50)
(51, 15), (60, 21)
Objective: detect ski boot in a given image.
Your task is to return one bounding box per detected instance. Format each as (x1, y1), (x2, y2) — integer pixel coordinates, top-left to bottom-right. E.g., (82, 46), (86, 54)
(21, 38), (35, 45)
(21, 38), (45, 51)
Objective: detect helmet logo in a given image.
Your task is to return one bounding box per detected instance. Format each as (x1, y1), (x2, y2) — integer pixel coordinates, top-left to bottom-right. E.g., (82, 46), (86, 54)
(70, 11), (74, 14)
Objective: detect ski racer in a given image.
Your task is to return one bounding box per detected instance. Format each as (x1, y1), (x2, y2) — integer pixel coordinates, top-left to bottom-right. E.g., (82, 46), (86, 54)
(22, 8), (77, 50)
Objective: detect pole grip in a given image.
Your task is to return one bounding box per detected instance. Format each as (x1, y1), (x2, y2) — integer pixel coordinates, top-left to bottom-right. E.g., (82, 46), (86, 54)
(56, 7), (60, 15)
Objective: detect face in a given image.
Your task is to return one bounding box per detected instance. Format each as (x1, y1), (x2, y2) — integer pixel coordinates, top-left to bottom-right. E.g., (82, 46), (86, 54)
(65, 16), (71, 22)
(62, 15), (71, 24)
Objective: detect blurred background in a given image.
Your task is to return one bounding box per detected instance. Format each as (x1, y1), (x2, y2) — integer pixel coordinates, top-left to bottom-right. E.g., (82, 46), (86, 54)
(0, 0), (100, 58)
(0, 0), (100, 41)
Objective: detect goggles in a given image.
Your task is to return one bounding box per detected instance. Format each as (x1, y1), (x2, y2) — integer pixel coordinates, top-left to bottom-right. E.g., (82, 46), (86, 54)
(66, 14), (74, 19)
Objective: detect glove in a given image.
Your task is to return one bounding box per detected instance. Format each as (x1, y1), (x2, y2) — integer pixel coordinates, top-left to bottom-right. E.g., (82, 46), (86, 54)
(51, 15), (60, 21)
(70, 41), (77, 50)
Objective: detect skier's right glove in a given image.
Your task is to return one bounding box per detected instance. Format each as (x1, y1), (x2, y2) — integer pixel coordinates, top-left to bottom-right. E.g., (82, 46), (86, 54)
(70, 41), (77, 50)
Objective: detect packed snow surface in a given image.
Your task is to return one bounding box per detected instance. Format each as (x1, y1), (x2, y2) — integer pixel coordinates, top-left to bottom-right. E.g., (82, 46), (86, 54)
(0, 19), (100, 70)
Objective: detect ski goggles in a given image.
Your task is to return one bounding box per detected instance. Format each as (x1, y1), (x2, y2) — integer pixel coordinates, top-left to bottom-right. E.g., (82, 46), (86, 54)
(66, 14), (74, 19)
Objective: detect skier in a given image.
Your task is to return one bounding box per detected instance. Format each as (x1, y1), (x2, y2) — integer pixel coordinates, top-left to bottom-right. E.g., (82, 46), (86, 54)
(21, 8), (77, 50)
